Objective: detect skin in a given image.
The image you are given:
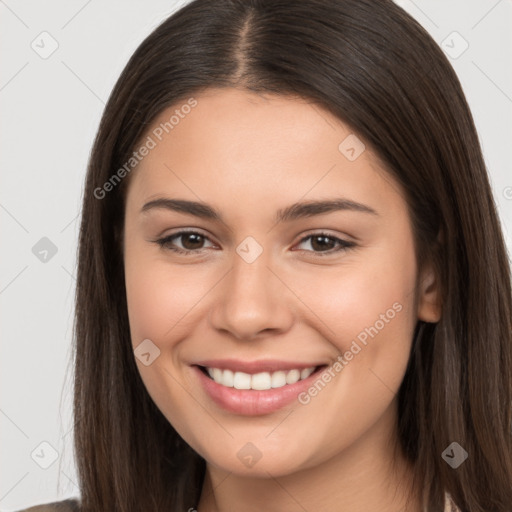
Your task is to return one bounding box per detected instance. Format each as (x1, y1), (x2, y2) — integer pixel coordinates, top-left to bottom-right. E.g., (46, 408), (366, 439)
(123, 87), (441, 512)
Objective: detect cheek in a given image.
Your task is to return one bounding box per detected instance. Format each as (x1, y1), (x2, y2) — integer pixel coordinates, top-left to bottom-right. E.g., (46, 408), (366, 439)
(124, 261), (173, 346)
(280, 244), (418, 460)
(123, 244), (213, 443)
(300, 249), (415, 339)
(124, 242), (212, 347)
(294, 238), (418, 386)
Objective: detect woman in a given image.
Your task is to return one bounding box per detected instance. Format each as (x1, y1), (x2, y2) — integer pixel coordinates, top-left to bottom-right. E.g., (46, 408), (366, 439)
(18, 0), (512, 510)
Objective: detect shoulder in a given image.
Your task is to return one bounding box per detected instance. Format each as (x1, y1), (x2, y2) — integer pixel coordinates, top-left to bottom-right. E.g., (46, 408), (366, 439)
(13, 498), (81, 512)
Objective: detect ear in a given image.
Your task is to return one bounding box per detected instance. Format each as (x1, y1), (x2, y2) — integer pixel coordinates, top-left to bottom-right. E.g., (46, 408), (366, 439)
(417, 264), (441, 322)
(416, 257), (442, 323)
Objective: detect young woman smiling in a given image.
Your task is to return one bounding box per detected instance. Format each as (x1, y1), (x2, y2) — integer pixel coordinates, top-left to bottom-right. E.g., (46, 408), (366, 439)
(18, 0), (512, 511)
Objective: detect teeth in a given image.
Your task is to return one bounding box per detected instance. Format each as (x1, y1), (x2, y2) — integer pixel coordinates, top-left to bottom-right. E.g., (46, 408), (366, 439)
(252, 372), (272, 390)
(271, 371), (286, 388)
(301, 367), (314, 379)
(233, 371), (251, 389)
(205, 366), (317, 390)
(223, 369), (234, 387)
(286, 369), (300, 385)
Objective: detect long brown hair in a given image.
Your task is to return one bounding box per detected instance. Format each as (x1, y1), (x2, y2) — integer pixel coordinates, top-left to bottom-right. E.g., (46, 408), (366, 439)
(73, 0), (512, 510)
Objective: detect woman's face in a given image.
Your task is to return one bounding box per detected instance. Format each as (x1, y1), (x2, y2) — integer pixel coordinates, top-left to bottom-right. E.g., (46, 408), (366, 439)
(123, 87), (440, 477)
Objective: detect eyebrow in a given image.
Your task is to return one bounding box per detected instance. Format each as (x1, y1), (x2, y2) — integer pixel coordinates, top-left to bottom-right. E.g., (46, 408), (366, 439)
(141, 197), (379, 223)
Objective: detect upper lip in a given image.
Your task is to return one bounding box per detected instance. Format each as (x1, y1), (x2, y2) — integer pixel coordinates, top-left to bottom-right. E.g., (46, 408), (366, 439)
(193, 359), (327, 374)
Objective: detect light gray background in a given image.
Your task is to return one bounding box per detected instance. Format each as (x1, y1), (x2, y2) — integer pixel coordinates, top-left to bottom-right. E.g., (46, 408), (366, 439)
(1, 0), (511, 509)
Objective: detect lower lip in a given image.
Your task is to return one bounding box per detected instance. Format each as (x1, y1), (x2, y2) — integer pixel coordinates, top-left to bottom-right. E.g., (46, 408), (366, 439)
(193, 365), (324, 416)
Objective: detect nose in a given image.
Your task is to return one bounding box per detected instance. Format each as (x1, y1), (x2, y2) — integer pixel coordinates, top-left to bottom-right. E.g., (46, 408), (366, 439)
(208, 247), (294, 341)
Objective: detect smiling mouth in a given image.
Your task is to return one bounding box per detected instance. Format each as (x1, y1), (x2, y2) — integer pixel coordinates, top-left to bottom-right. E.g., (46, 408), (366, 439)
(197, 364), (327, 391)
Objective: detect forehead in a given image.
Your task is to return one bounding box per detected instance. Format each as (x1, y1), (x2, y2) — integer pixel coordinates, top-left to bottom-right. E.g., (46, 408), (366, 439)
(126, 87), (406, 220)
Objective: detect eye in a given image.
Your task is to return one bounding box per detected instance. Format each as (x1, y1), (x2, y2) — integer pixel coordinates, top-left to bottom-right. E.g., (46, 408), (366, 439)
(154, 230), (215, 255)
(152, 230), (356, 257)
(293, 232), (356, 256)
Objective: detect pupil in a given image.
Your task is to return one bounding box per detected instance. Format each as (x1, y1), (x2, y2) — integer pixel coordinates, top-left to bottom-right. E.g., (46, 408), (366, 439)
(183, 233), (203, 249)
(312, 235), (334, 251)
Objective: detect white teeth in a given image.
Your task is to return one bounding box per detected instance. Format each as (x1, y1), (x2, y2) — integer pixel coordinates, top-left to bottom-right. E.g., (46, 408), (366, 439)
(271, 371), (287, 388)
(286, 369), (300, 385)
(233, 371), (251, 389)
(301, 367), (314, 379)
(204, 366), (317, 390)
(223, 369), (234, 387)
(251, 372), (272, 390)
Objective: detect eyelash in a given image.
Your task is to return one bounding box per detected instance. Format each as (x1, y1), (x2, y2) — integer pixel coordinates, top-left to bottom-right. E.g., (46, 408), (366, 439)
(153, 229), (356, 257)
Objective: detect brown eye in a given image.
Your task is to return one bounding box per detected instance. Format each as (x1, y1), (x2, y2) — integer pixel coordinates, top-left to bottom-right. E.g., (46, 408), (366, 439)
(295, 232), (356, 256)
(178, 232), (206, 250)
(155, 230), (215, 254)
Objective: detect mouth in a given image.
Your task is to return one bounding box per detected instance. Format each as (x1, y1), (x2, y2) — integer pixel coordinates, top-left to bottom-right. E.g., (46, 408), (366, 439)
(192, 361), (330, 416)
(197, 364), (326, 390)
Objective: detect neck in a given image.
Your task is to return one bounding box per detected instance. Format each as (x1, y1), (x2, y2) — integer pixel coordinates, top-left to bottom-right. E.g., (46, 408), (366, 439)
(196, 403), (421, 512)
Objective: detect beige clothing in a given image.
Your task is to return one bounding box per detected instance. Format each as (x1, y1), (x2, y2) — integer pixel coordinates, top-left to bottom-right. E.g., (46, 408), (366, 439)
(444, 491), (462, 511)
